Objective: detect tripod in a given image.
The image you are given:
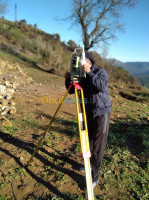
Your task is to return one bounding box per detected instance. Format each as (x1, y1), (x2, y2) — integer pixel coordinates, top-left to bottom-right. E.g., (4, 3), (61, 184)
(25, 81), (94, 200)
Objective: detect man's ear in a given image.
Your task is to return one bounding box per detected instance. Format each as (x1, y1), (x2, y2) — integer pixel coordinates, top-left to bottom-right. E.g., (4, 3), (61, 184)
(85, 58), (91, 65)
(89, 60), (92, 66)
(87, 59), (92, 66)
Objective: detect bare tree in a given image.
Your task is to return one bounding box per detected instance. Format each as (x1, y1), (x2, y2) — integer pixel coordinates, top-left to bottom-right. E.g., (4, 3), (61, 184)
(67, 40), (77, 51)
(0, 0), (7, 15)
(67, 0), (138, 51)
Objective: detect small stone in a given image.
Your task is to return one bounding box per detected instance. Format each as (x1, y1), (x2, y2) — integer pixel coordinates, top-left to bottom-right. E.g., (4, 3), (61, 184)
(12, 83), (16, 90)
(4, 81), (11, 88)
(1, 111), (8, 116)
(0, 95), (4, 100)
(20, 157), (24, 161)
(9, 106), (16, 114)
(0, 116), (12, 127)
(1, 99), (8, 106)
(6, 88), (15, 95)
(3, 106), (10, 112)
(0, 85), (6, 95)
(5, 94), (12, 100)
(1, 106), (8, 111)
(11, 101), (16, 106)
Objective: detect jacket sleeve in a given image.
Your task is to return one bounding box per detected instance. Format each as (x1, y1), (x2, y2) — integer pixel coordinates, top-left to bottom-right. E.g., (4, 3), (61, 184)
(87, 69), (109, 93)
(65, 78), (75, 94)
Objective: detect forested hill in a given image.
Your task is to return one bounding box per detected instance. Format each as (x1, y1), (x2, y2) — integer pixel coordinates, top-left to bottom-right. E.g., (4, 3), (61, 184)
(124, 62), (149, 75)
(0, 18), (72, 76)
(108, 59), (149, 88)
(123, 62), (149, 88)
(1, 18), (149, 103)
(0, 18), (139, 86)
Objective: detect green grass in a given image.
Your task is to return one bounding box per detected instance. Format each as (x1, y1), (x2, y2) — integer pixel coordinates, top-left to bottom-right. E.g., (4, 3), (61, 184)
(15, 167), (26, 177)
(0, 183), (5, 190)
(21, 63), (64, 85)
(63, 193), (83, 200)
(54, 172), (67, 183)
(100, 147), (149, 199)
(0, 49), (65, 86)
(0, 50), (7, 58)
(0, 160), (6, 165)
(0, 195), (8, 200)
(1, 116), (39, 135)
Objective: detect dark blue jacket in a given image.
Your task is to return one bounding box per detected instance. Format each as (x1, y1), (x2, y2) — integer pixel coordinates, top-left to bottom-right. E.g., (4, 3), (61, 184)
(65, 65), (112, 118)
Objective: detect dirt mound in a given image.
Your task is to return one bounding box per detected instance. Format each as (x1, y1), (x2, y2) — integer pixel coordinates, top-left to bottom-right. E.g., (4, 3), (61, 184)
(0, 59), (34, 86)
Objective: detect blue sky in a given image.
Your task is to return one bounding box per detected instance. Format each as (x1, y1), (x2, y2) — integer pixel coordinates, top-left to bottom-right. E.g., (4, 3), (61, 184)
(3, 0), (149, 62)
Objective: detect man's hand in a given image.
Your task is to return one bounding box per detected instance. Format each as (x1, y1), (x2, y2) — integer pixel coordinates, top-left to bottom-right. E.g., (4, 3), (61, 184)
(64, 71), (71, 79)
(83, 62), (91, 73)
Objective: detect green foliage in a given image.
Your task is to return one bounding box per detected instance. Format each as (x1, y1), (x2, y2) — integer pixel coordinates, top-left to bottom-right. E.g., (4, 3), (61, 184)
(54, 172), (67, 183)
(64, 193), (83, 200)
(137, 75), (149, 88)
(52, 33), (61, 40)
(67, 40), (77, 51)
(101, 147), (149, 199)
(51, 194), (83, 200)
(2, 126), (19, 135)
(1, 117), (38, 135)
(0, 18), (71, 75)
(15, 167), (26, 176)
(0, 195), (8, 200)
(110, 66), (138, 85)
(0, 160), (6, 165)
(0, 183), (5, 190)
(19, 19), (27, 25)
(20, 118), (39, 128)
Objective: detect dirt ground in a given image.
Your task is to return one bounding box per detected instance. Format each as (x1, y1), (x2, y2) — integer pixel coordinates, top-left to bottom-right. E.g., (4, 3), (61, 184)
(0, 68), (148, 200)
(0, 78), (106, 199)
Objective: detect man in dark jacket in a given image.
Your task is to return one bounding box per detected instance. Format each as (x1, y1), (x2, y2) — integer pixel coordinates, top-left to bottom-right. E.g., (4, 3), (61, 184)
(65, 52), (111, 188)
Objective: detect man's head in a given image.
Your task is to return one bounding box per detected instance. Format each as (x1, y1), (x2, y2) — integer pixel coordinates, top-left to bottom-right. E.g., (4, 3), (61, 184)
(85, 52), (94, 66)
(82, 52), (94, 73)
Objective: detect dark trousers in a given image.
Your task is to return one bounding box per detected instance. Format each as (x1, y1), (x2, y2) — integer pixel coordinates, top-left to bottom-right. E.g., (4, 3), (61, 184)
(87, 113), (110, 182)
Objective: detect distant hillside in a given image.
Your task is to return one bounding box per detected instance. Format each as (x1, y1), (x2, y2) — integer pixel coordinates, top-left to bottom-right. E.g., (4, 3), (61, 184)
(0, 18), (72, 75)
(0, 18), (140, 87)
(124, 62), (149, 88)
(108, 59), (149, 88)
(123, 62), (149, 75)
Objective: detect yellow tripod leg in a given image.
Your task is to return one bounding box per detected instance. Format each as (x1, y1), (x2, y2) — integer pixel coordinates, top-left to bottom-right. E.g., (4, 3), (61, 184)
(25, 86), (71, 167)
(75, 88), (94, 200)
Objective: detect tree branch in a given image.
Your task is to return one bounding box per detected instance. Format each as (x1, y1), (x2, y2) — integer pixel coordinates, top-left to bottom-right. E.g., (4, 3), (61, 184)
(60, 0), (138, 50)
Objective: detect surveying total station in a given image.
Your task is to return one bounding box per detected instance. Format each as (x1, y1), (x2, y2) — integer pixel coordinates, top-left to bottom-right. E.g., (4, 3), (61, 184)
(25, 48), (94, 200)
(70, 47), (86, 79)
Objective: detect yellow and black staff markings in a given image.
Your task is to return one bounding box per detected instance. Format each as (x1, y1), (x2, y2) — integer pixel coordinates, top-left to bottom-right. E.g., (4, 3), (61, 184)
(74, 82), (94, 200)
